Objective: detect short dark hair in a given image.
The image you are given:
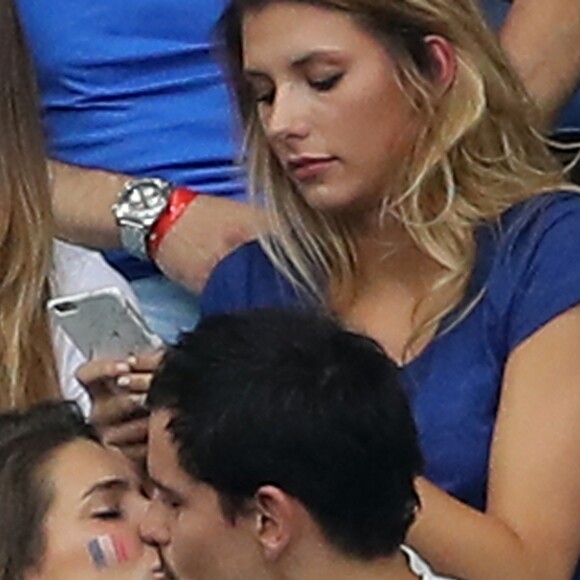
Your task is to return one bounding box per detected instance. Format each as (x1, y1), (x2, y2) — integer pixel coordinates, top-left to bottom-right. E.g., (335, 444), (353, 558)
(0, 401), (99, 580)
(148, 309), (423, 560)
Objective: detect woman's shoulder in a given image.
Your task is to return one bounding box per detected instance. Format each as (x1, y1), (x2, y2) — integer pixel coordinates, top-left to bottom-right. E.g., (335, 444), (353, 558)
(476, 190), (580, 272)
(201, 239), (301, 317)
(477, 189), (580, 350)
(498, 189), (580, 241)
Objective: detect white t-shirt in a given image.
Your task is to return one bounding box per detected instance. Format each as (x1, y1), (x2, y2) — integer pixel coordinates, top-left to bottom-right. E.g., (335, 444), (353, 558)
(51, 240), (138, 416)
(401, 546), (456, 579)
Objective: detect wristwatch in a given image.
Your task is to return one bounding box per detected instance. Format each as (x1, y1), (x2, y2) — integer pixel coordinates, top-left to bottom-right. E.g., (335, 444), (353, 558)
(112, 177), (173, 261)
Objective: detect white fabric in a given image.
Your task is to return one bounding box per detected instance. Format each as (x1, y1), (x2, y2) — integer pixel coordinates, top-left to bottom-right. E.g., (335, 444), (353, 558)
(401, 546), (456, 579)
(51, 240), (138, 416)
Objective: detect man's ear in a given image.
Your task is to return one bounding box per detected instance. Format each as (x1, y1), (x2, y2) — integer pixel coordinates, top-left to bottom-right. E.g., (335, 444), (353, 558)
(424, 34), (456, 93)
(252, 485), (296, 561)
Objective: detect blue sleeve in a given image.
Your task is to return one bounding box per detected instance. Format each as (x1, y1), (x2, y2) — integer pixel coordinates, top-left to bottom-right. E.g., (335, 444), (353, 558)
(200, 251), (247, 318)
(200, 241), (301, 318)
(488, 193), (580, 351)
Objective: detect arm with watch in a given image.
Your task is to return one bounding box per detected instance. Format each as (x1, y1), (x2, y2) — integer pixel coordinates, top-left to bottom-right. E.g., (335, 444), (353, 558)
(49, 160), (266, 292)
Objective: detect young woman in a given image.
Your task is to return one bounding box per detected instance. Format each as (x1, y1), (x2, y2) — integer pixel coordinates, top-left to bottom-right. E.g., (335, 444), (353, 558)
(0, 401), (165, 579)
(0, 0), (140, 416)
(201, 1), (580, 578)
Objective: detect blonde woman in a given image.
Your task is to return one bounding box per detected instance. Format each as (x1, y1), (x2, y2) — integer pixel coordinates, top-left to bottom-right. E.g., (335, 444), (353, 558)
(0, 0), (139, 419)
(200, 0), (580, 578)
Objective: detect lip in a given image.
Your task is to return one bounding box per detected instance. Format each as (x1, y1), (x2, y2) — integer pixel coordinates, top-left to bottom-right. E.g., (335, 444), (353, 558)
(286, 156), (337, 182)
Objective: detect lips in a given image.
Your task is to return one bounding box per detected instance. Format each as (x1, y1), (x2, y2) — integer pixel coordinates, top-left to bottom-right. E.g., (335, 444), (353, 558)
(286, 156), (337, 181)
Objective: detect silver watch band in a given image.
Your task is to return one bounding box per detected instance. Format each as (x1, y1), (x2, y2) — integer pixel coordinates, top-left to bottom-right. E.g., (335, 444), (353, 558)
(112, 177), (172, 261)
(119, 219), (150, 262)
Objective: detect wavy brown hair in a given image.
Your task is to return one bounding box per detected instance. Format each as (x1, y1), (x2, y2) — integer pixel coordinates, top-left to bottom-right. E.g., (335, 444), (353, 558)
(0, 0), (59, 406)
(0, 402), (99, 579)
(220, 0), (572, 360)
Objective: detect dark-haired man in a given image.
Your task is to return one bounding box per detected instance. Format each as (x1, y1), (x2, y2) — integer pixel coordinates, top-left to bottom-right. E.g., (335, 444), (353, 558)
(141, 309), (453, 579)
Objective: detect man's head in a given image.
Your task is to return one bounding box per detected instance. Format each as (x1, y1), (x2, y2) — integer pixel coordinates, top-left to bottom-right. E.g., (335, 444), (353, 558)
(143, 309), (422, 579)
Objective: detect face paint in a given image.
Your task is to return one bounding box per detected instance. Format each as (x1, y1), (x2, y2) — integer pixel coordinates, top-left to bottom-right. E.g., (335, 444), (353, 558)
(87, 534), (130, 569)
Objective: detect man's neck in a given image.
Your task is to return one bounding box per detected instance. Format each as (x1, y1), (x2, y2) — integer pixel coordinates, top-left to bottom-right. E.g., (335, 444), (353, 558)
(286, 546), (418, 580)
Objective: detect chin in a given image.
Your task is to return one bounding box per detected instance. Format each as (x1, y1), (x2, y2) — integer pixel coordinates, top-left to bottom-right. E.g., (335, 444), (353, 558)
(301, 186), (376, 218)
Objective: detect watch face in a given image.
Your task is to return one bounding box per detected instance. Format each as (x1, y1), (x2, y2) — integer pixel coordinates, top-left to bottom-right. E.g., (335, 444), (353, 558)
(127, 179), (168, 210)
(113, 178), (173, 260)
(115, 178), (171, 225)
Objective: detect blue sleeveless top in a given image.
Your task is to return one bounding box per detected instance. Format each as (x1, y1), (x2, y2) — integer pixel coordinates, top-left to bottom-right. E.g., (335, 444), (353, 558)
(17, 0), (246, 278)
(201, 192), (580, 577)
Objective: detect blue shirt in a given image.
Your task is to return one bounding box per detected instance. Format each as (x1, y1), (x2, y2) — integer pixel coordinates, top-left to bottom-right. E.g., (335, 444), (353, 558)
(201, 192), (580, 576)
(17, 0), (246, 278)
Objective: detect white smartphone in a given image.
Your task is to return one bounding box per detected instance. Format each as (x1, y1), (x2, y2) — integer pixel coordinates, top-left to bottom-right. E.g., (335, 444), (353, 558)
(48, 287), (164, 359)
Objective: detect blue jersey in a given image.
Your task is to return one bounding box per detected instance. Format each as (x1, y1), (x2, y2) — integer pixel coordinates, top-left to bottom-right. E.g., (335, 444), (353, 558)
(17, 0), (246, 278)
(201, 192), (580, 578)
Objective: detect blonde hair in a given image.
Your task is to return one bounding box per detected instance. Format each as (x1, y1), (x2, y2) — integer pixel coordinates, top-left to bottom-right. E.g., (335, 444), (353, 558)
(221, 0), (570, 359)
(0, 0), (59, 407)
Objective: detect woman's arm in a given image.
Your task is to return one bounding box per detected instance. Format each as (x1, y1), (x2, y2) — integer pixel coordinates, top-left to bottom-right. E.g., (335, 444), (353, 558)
(50, 160), (266, 291)
(498, 0), (580, 128)
(408, 305), (580, 579)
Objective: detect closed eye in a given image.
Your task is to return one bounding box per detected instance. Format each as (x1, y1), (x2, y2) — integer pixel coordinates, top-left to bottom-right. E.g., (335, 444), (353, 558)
(309, 72), (343, 92)
(91, 508), (123, 520)
(255, 89), (275, 105)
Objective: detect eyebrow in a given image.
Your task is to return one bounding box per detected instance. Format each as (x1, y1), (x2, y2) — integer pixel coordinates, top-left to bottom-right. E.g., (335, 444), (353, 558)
(244, 48), (345, 77)
(291, 49), (343, 67)
(148, 475), (181, 499)
(82, 478), (130, 500)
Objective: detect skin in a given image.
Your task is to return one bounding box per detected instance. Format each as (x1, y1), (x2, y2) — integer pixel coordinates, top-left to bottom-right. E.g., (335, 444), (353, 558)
(77, 351), (163, 465)
(496, 0), (580, 128)
(242, 3), (580, 579)
(49, 162), (266, 294)
(140, 410), (264, 580)
(25, 440), (163, 580)
(141, 410), (418, 580)
(242, 2), (419, 221)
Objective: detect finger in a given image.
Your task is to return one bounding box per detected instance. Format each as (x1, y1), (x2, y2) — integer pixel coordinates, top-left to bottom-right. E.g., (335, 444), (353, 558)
(116, 372), (153, 394)
(90, 394), (147, 427)
(76, 359), (131, 387)
(101, 417), (149, 447)
(127, 350), (165, 372)
(108, 442), (148, 470)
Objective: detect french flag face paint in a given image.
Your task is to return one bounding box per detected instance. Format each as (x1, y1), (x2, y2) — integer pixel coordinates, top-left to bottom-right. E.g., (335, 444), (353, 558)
(87, 534), (130, 569)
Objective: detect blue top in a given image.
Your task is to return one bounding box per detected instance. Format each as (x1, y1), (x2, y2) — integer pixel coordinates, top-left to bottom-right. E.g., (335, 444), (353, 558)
(201, 192), (580, 576)
(17, 0), (246, 279)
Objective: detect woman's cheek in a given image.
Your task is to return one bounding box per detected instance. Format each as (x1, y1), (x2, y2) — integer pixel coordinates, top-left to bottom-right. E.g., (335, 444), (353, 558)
(87, 533), (142, 569)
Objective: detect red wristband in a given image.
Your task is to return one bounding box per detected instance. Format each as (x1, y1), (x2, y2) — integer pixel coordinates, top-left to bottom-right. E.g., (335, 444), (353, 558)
(147, 187), (198, 259)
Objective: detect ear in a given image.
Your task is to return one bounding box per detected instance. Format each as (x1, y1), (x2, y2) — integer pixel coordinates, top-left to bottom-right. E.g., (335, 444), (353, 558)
(252, 485), (296, 561)
(424, 35), (456, 93)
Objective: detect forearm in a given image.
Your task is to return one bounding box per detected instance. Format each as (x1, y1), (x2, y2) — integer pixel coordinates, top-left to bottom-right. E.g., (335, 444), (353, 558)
(50, 159), (266, 291)
(49, 160), (127, 249)
(408, 478), (570, 580)
(499, 0), (580, 128)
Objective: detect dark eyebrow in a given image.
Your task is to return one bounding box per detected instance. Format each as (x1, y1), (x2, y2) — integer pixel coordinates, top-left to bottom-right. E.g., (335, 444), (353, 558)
(82, 477), (130, 500)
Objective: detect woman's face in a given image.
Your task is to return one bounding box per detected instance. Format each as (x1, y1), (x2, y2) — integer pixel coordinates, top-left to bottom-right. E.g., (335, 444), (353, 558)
(242, 1), (420, 216)
(27, 440), (164, 579)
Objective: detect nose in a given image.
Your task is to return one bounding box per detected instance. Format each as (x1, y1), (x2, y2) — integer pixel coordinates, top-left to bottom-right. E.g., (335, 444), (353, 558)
(264, 85), (310, 143)
(139, 498), (171, 548)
